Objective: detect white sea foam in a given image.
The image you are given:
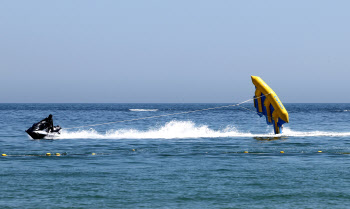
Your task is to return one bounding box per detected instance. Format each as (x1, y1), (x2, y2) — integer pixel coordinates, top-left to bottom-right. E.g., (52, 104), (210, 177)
(129, 109), (158, 112)
(344, 110), (349, 112)
(58, 121), (350, 139)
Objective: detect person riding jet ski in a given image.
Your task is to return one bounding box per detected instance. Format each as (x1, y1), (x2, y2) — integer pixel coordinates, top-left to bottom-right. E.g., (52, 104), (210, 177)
(26, 114), (61, 139)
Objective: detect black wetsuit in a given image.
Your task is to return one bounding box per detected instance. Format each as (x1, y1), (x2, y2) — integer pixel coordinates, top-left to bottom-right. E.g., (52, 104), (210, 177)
(40, 115), (54, 132)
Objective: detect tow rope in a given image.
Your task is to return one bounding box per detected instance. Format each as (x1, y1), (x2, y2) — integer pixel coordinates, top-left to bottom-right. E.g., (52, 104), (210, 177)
(64, 93), (270, 130)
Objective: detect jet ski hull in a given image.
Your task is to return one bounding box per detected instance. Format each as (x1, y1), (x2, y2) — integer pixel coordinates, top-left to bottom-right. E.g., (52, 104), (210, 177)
(26, 130), (48, 139)
(26, 129), (61, 139)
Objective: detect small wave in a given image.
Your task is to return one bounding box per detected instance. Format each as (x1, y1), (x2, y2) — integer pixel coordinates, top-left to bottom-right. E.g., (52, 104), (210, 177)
(344, 110), (350, 112)
(58, 121), (350, 139)
(129, 109), (158, 112)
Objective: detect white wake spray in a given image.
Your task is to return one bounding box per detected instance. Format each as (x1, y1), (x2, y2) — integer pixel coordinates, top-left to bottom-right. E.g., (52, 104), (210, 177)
(281, 128), (350, 137)
(59, 121), (255, 139)
(57, 121), (350, 139)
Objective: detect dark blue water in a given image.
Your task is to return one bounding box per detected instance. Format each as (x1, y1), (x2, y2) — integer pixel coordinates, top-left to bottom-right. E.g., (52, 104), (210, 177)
(1, 103), (350, 208)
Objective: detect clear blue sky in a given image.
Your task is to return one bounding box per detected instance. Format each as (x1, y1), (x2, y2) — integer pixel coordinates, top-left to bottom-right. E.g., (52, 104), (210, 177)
(1, 0), (349, 103)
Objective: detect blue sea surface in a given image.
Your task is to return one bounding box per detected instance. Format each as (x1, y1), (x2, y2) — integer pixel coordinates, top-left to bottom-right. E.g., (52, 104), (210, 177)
(1, 103), (350, 208)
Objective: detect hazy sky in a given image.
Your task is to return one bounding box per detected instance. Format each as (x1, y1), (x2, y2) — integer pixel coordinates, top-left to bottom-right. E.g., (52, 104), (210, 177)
(1, 0), (349, 103)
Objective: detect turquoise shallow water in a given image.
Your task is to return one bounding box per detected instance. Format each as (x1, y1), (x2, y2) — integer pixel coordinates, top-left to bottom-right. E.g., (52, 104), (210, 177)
(0, 103), (350, 208)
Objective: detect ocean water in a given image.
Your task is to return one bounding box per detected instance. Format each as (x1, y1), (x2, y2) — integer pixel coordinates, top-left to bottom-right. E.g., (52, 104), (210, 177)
(0, 103), (350, 208)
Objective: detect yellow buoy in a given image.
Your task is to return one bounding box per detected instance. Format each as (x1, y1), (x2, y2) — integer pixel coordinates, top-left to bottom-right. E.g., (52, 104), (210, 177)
(46, 153), (51, 156)
(318, 151), (322, 153)
(55, 153), (61, 156)
(92, 153), (96, 155)
(280, 151), (284, 154)
(132, 149), (135, 152)
(244, 151), (249, 153)
(2, 154), (7, 156)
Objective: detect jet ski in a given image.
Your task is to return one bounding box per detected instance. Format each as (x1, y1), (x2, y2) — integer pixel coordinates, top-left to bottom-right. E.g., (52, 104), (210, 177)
(26, 114), (61, 139)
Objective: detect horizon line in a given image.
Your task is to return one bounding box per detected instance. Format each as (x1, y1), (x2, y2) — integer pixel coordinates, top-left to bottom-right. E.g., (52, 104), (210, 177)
(0, 102), (349, 104)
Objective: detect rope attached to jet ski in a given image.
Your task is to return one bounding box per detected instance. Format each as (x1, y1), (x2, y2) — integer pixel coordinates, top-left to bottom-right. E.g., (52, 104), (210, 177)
(64, 93), (271, 130)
